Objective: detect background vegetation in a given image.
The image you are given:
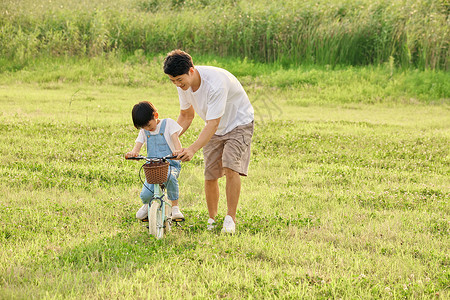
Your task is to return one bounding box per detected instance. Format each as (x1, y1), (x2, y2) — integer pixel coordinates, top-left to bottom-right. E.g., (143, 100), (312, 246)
(1, 0), (449, 70)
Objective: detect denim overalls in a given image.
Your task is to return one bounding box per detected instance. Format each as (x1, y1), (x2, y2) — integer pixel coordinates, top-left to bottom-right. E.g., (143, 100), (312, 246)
(140, 119), (181, 203)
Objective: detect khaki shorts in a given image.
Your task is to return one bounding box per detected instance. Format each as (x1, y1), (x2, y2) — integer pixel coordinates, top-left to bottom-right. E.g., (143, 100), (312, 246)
(203, 121), (254, 180)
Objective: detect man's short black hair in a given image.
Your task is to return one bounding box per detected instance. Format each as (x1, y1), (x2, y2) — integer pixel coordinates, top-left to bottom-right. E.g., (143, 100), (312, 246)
(163, 49), (194, 77)
(132, 101), (157, 129)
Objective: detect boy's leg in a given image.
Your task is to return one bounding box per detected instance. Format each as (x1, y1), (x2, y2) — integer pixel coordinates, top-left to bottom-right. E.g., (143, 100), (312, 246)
(166, 167), (184, 221)
(140, 181), (154, 203)
(137, 182), (154, 220)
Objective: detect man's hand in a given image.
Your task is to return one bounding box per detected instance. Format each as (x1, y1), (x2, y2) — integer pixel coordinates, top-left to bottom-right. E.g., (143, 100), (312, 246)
(176, 147), (196, 162)
(176, 118), (220, 162)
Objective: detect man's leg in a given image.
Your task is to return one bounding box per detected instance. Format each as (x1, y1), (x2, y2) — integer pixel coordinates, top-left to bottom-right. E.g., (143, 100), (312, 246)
(205, 179), (219, 220)
(224, 167), (241, 222)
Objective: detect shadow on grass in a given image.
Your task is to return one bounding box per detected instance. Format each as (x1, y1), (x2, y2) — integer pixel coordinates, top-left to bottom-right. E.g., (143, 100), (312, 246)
(178, 209), (320, 236)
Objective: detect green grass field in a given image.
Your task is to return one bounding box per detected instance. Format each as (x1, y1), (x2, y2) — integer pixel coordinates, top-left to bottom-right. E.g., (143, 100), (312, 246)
(0, 55), (449, 298)
(1, 0), (449, 297)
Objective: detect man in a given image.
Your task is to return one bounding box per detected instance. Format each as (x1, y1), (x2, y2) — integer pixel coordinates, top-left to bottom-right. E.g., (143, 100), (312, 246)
(163, 49), (254, 233)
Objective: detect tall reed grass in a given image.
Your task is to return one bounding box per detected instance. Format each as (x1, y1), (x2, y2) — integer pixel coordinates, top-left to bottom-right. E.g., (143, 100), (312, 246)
(0, 0), (448, 69)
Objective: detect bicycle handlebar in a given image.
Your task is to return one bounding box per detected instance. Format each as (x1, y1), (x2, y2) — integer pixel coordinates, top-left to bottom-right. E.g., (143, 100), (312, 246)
(125, 154), (178, 162)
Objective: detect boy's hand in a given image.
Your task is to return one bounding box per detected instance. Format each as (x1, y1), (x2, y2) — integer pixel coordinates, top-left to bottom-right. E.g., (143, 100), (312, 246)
(125, 152), (138, 159)
(170, 150), (182, 160)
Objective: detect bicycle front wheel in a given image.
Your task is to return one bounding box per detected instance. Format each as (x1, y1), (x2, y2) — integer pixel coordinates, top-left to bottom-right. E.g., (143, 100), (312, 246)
(149, 201), (163, 239)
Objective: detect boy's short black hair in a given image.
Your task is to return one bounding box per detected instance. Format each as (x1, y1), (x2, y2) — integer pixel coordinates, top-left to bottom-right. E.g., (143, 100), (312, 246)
(132, 101), (157, 129)
(163, 49), (194, 77)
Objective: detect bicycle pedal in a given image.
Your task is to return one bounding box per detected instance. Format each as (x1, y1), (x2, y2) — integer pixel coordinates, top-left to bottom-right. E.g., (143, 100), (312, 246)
(141, 218), (149, 222)
(172, 218), (185, 223)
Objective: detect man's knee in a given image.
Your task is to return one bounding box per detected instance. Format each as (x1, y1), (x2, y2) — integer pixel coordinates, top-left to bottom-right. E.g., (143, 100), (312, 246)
(224, 167), (239, 177)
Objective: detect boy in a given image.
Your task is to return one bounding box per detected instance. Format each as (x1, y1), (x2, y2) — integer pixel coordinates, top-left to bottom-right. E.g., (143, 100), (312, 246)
(125, 101), (184, 221)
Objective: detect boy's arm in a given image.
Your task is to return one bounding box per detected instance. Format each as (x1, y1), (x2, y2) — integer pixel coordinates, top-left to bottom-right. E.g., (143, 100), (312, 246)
(171, 132), (182, 155)
(125, 142), (143, 158)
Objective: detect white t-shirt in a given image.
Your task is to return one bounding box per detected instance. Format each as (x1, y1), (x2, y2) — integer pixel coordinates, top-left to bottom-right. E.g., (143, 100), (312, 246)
(135, 118), (182, 153)
(178, 66), (254, 136)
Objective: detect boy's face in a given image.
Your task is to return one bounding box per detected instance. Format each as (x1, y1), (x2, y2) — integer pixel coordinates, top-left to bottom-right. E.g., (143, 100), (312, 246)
(168, 67), (194, 90)
(141, 118), (158, 132)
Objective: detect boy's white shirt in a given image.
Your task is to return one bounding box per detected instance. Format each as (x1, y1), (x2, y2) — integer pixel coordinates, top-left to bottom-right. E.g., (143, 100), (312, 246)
(177, 66), (254, 136)
(135, 118), (182, 153)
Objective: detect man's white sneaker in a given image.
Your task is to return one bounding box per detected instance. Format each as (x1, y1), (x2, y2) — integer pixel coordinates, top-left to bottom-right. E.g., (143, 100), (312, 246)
(207, 218), (216, 230)
(171, 206), (185, 222)
(136, 204), (148, 220)
(221, 215), (235, 234)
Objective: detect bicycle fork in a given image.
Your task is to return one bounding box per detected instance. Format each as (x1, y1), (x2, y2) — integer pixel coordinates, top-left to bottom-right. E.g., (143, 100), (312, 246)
(152, 184), (171, 230)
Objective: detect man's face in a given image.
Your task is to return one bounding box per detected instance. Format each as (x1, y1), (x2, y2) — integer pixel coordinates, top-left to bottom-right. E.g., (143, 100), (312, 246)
(168, 67), (194, 90)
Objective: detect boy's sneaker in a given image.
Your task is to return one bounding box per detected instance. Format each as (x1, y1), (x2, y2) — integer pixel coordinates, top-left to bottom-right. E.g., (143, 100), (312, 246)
(171, 206), (185, 222)
(221, 215), (235, 234)
(136, 204), (148, 220)
(207, 218), (216, 230)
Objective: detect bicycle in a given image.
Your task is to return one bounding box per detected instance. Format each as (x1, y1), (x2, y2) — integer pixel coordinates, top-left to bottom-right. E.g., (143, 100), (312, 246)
(125, 154), (180, 239)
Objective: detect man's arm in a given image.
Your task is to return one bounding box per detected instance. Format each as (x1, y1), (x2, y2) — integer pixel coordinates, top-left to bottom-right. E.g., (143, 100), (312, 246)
(177, 106), (195, 137)
(177, 118), (220, 162)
